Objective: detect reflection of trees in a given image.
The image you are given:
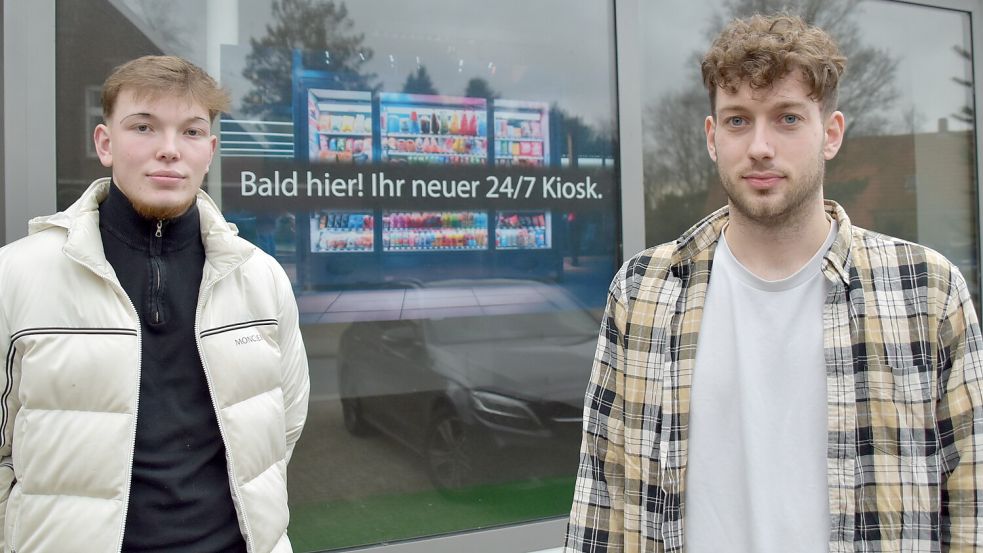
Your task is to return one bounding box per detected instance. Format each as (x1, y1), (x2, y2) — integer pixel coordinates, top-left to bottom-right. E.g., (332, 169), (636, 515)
(242, 0), (374, 116)
(464, 78), (499, 100)
(645, 0), (900, 245)
(402, 66), (438, 95)
(125, 0), (193, 58)
(644, 82), (717, 197)
(951, 45), (974, 126)
(550, 107), (614, 167)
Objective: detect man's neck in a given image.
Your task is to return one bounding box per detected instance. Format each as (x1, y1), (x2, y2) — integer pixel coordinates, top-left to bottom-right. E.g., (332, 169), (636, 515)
(722, 199), (831, 281)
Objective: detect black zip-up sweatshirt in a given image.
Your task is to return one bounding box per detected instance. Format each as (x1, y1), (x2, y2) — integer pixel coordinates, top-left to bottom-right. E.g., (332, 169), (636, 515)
(99, 183), (246, 553)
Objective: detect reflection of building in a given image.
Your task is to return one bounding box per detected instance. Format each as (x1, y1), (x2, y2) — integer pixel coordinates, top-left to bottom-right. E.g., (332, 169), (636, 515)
(703, 126), (979, 303)
(55, 0), (165, 210)
(705, 128), (974, 256)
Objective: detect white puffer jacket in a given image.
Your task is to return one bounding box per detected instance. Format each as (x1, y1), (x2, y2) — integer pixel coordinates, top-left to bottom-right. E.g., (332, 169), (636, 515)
(0, 178), (310, 553)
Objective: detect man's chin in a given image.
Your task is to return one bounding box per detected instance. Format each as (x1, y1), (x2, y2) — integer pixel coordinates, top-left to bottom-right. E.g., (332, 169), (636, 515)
(130, 199), (195, 221)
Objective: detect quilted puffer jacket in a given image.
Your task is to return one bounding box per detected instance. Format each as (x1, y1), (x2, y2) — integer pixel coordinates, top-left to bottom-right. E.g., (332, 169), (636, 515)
(0, 178), (310, 552)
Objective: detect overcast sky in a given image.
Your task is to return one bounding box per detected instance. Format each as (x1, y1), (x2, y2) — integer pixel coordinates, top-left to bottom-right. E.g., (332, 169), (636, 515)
(119, 0), (973, 134)
(641, 0), (973, 133)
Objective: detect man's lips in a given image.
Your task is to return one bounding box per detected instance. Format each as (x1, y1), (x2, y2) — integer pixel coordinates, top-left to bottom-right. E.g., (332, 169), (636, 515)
(743, 173), (784, 190)
(147, 171), (185, 185)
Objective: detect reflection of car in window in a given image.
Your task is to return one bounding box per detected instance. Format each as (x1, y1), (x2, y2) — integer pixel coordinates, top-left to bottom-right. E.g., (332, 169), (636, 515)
(337, 283), (599, 490)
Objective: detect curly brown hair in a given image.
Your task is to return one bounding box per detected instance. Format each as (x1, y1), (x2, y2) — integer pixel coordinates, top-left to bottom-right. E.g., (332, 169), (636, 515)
(701, 13), (846, 116)
(101, 55), (230, 122)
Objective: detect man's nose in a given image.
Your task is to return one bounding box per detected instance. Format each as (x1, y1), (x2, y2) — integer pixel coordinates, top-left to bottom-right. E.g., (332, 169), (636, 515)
(156, 132), (180, 160)
(747, 125), (775, 160)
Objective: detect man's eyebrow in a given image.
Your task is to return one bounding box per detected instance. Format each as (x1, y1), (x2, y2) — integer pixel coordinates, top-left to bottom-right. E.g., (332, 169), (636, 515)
(770, 100), (812, 111)
(119, 112), (210, 125)
(120, 112), (154, 122)
(716, 100), (812, 114)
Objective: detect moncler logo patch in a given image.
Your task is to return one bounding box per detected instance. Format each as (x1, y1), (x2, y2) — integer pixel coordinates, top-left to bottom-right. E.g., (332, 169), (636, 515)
(235, 334), (264, 346)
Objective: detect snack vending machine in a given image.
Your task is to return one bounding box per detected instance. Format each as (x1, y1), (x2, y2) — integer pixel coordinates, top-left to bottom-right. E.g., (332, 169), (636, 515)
(492, 100), (550, 167)
(379, 93), (488, 165)
(306, 89), (374, 164)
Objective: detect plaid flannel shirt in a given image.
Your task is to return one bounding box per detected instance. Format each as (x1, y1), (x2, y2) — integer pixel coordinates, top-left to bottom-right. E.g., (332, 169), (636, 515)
(565, 201), (983, 552)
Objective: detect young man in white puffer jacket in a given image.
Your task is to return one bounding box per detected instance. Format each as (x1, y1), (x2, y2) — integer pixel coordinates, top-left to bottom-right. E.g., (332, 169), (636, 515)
(0, 55), (310, 553)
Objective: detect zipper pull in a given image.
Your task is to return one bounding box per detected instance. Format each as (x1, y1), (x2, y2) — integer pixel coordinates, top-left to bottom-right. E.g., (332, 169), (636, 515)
(155, 220), (163, 238)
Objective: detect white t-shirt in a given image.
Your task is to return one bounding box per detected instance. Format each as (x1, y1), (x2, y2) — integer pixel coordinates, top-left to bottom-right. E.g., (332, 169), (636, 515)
(684, 221), (837, 552)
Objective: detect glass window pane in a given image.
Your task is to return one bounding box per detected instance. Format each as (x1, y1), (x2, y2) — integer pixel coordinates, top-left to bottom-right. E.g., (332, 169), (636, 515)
(55, 1), (620, 550)
(641, 0), (979, 304)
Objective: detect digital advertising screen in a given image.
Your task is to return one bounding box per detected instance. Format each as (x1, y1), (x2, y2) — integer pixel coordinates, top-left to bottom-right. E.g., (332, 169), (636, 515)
(219, 41), (620, 325)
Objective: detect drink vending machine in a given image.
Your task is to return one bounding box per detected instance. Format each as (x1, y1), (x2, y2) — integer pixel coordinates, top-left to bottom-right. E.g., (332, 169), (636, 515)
(311, 210), (375, 253)
(493, 209), (562, 281)
(289, 55), (566, 289)
(379, 93), (488, 166)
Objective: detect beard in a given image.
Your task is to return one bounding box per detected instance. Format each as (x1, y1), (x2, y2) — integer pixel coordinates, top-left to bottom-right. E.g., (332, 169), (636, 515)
(129, 198), (195, 221)
(717, 150), (826, 229)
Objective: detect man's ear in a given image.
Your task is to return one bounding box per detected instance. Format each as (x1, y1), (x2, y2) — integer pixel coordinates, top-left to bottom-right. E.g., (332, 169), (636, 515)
(705, 115), (717, 162)
(823, 111), (846, 160)
(204, 134), (218, 175)
(93, 124), (113, 168)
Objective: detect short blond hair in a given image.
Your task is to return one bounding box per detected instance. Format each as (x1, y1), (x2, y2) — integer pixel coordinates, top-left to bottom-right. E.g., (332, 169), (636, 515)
(701, 14), (846, 115)
(101, 55), (230, 122)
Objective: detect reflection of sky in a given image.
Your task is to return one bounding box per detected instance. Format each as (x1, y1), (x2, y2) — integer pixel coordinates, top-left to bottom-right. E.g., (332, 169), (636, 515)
(117, 0), (618, 132)
(112, 0), (972, 134)
(642, 0), (974, 134)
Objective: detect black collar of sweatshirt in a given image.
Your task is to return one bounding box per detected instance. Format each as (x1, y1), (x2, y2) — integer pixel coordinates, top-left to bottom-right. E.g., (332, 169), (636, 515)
(98, 181), (205, 328)
(98, 181), (201, 254)
(98, 184), (245, 551)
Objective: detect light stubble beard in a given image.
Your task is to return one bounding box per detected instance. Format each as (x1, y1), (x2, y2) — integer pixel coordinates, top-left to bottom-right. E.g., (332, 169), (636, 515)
(129, 198), (196, 221)
(717, 150), (826, 230)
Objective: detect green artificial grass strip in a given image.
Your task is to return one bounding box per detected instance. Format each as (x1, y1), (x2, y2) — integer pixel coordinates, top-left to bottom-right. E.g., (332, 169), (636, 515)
(288, 476), (575, 552)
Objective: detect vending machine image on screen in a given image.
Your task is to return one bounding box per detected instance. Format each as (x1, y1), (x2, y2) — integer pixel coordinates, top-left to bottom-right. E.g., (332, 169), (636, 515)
(379, 92), (488, 166)
(307, 89), (374, 164)
(494, 100), (550, 167)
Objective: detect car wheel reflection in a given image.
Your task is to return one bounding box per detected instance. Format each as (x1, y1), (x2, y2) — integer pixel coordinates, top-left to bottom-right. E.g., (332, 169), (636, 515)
(340, 364), (375, 437)
(426, 407), (474, 490)
(341, 396), (374, 436)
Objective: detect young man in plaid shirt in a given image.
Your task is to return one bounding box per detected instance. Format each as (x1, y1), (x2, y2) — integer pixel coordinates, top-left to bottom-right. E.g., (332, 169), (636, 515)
(566, 13), (983, 552)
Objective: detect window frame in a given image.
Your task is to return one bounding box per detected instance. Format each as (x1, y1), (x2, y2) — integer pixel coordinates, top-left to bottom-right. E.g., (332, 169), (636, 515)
(3, 1), (982, 551)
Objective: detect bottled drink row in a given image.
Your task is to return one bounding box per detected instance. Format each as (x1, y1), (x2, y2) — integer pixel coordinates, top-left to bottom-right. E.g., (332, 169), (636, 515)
(497, 212), (547, 229)
(383, 229), (489, 251)
(495, 118), (544, 139)
(315, 136), (372, 163)
(383, 136), (487, 157)
(314, 230), (374, 252)
(384, 211), (488, 230)
(382, 109), (487, 137)
(311, 212), (374, 253)
(309, 211), (551, 252)
(315, 111), (373, 135)
(496, 227), (548, 249)
(318, 212), (375, 231)
(496, 140), (544, 159)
